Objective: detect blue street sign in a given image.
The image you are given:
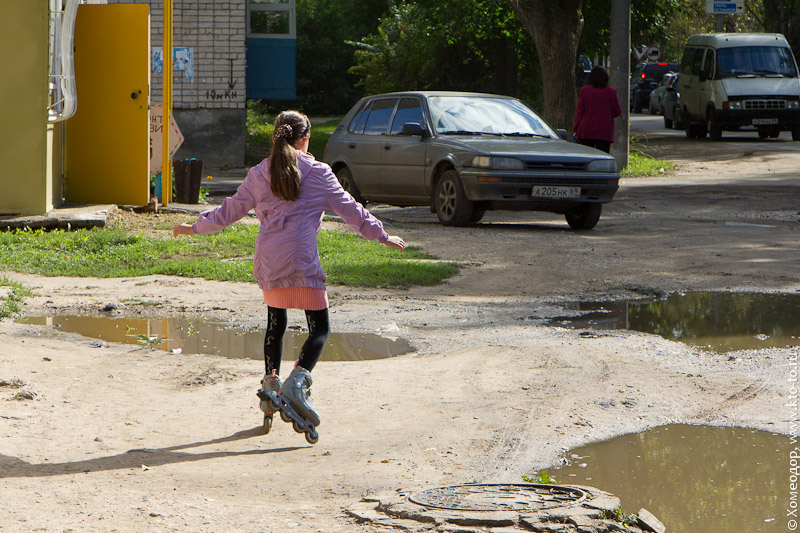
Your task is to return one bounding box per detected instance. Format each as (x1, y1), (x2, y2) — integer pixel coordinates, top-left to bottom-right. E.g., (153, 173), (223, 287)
(714, 3), (738, 12)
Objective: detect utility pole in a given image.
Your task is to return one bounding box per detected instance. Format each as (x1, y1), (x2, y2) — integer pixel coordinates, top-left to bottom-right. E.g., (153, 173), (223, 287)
(609, 0), (630, 170)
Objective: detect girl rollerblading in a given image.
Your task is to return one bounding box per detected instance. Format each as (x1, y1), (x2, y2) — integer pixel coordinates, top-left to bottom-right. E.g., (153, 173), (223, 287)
(175, 110), (405, 444)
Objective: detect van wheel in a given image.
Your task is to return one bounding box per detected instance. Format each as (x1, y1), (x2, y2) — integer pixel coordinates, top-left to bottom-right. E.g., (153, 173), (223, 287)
(792, 128), (800, 141)
(435, 170), (473, 226)
(695, 123), (708, 139)
(707, 113), (722, 141)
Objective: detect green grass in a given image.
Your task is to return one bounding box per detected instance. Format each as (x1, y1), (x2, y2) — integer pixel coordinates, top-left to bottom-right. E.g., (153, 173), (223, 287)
(621, 150), (673, 177)
(0, 276), (34, 319)
(318, 231), (458, 286)
(0, 225), (457, 288)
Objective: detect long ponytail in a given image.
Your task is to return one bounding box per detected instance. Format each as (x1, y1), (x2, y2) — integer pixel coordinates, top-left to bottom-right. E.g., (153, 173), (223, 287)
(269, 110), (311, 201)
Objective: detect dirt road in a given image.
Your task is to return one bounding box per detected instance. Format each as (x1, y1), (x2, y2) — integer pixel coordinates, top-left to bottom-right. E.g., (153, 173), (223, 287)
(0, 120), (797, 531)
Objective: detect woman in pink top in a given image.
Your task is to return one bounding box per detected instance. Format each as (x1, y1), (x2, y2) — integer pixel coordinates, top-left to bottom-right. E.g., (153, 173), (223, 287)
(174, 110), (405, 438)
(573, 66), (622, 153)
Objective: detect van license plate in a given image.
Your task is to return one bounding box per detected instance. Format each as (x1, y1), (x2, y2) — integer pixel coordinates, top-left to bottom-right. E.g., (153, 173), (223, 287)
(531, 186), (581, 199)
(753, 118), (778, 125)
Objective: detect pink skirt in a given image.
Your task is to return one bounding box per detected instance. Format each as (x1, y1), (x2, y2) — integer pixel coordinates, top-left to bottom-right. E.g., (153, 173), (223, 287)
(262, 286), (329, 311)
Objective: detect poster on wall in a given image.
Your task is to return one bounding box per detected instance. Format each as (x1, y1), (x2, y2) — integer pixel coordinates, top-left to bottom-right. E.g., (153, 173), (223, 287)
(152, 46), (194, 82)
(149, 103), (184, 174)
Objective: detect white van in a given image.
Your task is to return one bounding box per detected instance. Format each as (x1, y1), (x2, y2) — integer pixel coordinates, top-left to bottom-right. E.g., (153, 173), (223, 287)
(679, 33), (800, 140)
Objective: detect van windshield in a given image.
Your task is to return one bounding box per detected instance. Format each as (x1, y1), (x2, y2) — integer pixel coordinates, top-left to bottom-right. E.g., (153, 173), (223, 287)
(717, 46), (798, 78)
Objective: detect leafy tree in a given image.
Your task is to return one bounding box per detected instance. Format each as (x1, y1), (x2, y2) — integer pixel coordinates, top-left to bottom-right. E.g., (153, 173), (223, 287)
(760, 0), (800, 54)
(347, 0), (544, 110)
(508, 0), (584, 131)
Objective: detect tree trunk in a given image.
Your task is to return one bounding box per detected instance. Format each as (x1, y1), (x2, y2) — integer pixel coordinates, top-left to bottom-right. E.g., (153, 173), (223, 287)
(508, 0), (584, 132)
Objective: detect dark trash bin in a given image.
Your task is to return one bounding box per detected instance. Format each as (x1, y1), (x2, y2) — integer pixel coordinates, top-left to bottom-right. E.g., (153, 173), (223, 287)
(173, 158), (203, 204)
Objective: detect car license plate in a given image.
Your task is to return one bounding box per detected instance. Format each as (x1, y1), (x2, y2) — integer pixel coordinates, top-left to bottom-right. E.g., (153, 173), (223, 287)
(531, 186), (581, 199)
(753, 118), (778, 125)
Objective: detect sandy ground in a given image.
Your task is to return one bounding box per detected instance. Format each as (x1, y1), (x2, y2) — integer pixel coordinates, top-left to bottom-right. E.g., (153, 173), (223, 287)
(0, 126), (798, 532)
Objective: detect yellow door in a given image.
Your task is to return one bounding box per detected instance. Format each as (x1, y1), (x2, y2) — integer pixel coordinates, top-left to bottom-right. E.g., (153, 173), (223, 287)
(65, 4), (149, 205)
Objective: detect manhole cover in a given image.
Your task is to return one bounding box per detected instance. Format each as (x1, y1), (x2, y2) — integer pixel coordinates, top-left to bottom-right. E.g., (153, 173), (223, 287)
(408, 483), (588, 512)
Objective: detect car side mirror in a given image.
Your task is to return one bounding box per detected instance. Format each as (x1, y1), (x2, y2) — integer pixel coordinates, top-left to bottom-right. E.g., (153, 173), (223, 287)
(556, 129), (569, 141)
(401, 122), (428, 137)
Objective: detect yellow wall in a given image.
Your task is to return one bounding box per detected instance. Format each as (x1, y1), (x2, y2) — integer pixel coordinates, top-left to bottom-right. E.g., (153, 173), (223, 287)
(0, 0), (53, 216)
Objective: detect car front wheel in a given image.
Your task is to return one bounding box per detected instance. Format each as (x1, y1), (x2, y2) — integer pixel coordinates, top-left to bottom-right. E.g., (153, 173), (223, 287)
(434, 170), (473, 226)
(565, 203), (602, 230)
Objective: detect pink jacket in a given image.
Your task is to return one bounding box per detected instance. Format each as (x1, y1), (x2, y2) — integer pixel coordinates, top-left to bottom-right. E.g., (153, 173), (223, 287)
(192, 152), (389, 290)
(573, 85), (622, 142)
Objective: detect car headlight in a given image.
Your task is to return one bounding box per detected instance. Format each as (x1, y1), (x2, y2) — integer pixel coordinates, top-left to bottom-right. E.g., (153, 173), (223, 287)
(788, 100), (800, 109)
(587, 159), (617, 172)
(728, 100), (743, 110)
(471, 156), (524, 170)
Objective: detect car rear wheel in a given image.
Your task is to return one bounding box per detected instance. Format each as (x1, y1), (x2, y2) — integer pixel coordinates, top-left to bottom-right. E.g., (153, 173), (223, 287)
(633, 93), (643, 114)
(664, 115), (673, 129)
(335, 166), (365, 204)
(435, 170), (473, 226)
(792, 128), (800, 141)
(565, 203), (602, 230)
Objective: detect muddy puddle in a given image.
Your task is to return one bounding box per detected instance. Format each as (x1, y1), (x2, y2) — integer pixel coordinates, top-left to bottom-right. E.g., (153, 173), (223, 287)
(549, 291), (800, 352)
(17, 314), (415, 361)
(540, 424), (785, 532)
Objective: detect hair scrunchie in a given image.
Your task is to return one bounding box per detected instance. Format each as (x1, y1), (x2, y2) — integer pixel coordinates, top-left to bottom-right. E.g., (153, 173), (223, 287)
(274, 124), (293, 140)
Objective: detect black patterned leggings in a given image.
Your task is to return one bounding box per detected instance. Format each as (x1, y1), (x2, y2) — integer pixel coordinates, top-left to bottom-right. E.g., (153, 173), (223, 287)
(263, 306), (331, 375)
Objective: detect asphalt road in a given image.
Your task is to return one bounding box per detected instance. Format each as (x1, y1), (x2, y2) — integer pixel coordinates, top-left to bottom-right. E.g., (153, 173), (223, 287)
(630, 112), (799, 147)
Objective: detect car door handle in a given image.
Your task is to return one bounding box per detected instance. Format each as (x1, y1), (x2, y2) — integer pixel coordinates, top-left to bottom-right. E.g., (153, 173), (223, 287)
(348, 143), (356, 149)
(383, 144), (391, 150)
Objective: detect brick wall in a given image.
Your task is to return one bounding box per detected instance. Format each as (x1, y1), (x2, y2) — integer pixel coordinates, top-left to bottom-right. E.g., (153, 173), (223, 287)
(108, 0), (246, 111)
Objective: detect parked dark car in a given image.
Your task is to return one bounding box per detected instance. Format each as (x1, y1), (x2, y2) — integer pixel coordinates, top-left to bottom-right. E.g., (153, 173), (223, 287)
(663, 76), (684, 129)
(630, 62), (680, 113)
(648, 72), (677, 115)
(323, 91), (619, 230)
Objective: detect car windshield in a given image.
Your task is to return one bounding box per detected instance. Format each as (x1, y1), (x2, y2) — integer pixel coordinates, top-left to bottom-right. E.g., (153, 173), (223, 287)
(427, 96), (556, 137)
(717, 46), (798, 78)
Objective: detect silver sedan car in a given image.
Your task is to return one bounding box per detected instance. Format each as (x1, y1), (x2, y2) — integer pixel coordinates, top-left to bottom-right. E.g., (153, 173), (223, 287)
(323, 91), (619, 229)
